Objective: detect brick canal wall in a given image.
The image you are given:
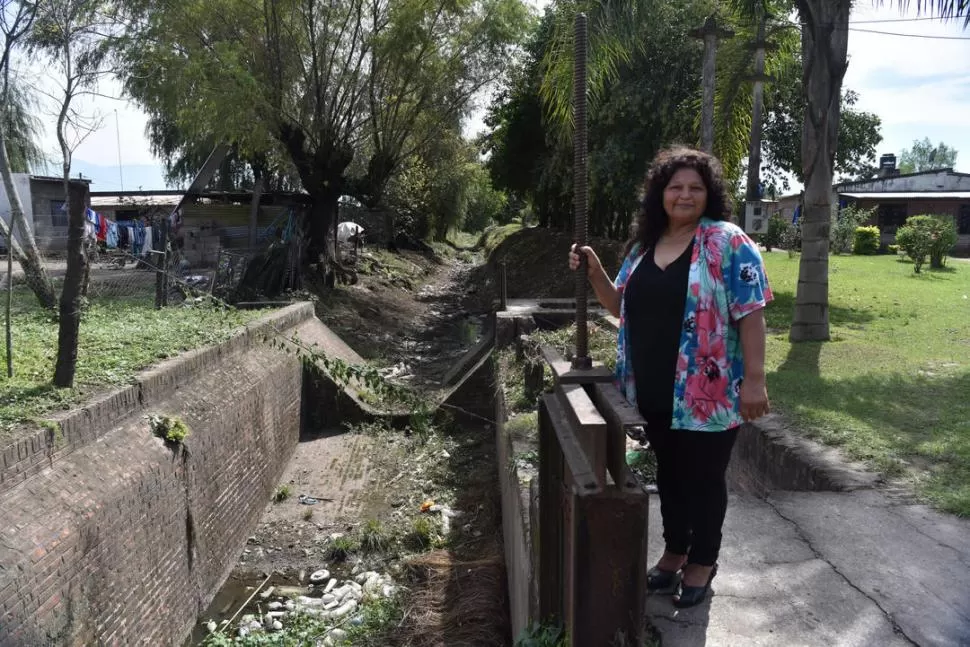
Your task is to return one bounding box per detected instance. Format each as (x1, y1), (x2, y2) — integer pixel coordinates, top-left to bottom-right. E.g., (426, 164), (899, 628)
(0, 303), (322, 647)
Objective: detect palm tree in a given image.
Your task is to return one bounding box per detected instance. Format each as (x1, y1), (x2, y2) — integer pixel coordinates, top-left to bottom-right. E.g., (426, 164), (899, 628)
(541, 0), (970, 342)
(788, 0), (969, 341)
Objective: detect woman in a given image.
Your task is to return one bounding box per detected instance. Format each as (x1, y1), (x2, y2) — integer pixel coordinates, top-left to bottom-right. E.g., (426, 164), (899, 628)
(568, 146), (772, 608)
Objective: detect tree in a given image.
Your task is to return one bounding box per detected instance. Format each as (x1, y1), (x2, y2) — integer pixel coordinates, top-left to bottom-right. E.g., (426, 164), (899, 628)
(123, 0), (530, 263)
(898, 137), (958, 174)
(488, 0), (718, 237)
(762, 84), (883, 192)
(788, 0), (969, 342)
(29, 0), (116, 387)
(0, 0), (57, 310)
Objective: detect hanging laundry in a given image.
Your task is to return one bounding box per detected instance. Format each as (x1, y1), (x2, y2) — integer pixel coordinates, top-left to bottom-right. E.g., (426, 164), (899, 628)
(106, 221), (119, 249)
(97, 214), (108, 242)
(131, 221), (146, 255)
(143, 226), (153, 257)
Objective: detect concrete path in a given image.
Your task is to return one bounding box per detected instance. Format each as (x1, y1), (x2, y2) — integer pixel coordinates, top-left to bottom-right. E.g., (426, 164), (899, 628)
(645, 489), (970, 647)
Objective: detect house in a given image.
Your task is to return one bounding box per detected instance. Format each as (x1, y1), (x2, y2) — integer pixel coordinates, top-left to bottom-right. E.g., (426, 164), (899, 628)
(772, 155), (970, 256)
(88, 189), (310, 267)
(0, 174), (91, 253)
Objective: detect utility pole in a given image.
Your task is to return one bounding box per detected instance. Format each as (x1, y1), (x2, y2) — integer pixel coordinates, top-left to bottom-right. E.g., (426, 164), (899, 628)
(743, 10), (776, 231)
(690, 15), (734, 153)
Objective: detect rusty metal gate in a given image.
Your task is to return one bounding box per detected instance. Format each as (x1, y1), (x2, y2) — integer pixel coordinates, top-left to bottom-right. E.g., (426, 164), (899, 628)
(533, 13), (651, 644)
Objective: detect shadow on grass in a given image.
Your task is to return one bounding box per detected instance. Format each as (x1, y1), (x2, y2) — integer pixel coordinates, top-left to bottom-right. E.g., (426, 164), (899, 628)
(771, 356), (970, 514)
(765, 290), (876, 333)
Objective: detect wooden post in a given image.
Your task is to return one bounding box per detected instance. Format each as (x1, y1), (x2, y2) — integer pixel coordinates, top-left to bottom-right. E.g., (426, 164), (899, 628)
(690, 15), (734, 154)
(248, 177), (263, 249)
(744, 12), (776, 229)
(154, 219), (169, 309)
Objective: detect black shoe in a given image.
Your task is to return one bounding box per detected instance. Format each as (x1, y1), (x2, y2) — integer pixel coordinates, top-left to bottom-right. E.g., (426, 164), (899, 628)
(672, 563), (718, 608)
(646, 565), (681, 592)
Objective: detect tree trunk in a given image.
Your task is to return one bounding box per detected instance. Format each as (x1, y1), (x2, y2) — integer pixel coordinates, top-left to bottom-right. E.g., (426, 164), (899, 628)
(53, 174), (87, 388)
(790, 1), (849, 343)
(0, 128), (56, 309)
(306, 189), (340, 264)
(277, 122), (351, 265)
(744, 16), (767, 218)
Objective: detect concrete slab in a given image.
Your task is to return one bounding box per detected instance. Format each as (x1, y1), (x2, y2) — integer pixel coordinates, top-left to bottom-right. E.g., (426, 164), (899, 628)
(644, 493), (955, 646)
(769, 490), (970, 647)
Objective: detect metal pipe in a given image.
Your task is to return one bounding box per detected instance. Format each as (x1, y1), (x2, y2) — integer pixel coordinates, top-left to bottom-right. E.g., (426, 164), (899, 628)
(572, 12), (592, 370)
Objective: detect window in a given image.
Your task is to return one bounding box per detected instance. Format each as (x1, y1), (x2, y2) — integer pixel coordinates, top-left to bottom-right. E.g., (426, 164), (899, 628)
(877, 204), (907, 233)
(959, 205), (970, 236)
(50, 201), (68, 227)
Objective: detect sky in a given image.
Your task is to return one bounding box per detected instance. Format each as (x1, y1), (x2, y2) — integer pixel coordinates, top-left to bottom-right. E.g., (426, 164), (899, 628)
(13, 1), (970, 193)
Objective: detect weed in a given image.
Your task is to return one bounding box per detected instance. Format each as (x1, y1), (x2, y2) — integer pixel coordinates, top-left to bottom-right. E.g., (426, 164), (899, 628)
(273, 484), (292, 503)
(359, 519), (390, 553)
(516, 622), (566, 647)
(506, 412), (538, 442)
(342, 594), (405, 646)
(302, 508), (313, 521)
(406, 516), (439, 551)
(325, 535), (356, 562)
(147, 414), (191, 444)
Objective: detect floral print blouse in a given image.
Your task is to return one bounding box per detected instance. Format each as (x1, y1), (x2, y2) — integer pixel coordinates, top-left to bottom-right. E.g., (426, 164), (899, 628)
(613, 218), (772, 432)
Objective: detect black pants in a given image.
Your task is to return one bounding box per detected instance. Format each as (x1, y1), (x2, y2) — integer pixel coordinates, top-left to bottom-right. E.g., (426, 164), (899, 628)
(645, 415), (739, 567)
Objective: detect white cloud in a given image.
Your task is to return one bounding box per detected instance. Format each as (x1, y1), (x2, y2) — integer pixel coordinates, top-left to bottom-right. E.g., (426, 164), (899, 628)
(843, 4), (970, 169)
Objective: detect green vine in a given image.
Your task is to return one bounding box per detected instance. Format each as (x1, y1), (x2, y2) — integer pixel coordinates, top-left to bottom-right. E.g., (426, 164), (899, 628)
(267, 334), (434, 429)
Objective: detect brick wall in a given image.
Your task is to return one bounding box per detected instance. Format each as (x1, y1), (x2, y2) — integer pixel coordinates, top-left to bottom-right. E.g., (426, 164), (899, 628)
(0, 305), (314, 646)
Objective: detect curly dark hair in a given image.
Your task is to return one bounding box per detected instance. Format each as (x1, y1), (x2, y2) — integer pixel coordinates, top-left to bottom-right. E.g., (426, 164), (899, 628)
(624, 146), (733, 256)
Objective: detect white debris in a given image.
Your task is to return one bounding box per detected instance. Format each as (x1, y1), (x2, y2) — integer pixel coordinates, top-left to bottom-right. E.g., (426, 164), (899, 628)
(310, 569), (331, 584)
(330, 628), (348, 641)
(331, 599), (358, 619)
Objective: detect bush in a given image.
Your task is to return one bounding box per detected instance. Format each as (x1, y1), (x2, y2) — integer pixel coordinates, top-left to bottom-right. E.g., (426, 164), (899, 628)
(903, 214), (958, 269)
(895, 215), (958, 272)
(852, 226), (881, 255)
(832, 205), (874, 254)
(759, 213), (789, 252)
(780, 220), (801, 257)
(895, 223), (933, 273)
(887, 244), (900, 255)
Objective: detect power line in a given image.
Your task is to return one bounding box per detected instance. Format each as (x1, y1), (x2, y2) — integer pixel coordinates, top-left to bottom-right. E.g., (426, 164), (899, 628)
(851, 16), (956, 24)
(848, 27), (970, 40)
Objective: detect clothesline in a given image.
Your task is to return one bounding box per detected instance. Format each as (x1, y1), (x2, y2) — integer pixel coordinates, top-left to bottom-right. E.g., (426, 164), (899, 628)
(85, 208), (163, 257)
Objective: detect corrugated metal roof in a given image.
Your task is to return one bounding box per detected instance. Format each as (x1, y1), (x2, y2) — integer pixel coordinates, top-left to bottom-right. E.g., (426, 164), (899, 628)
(841, 191), (970, 200)
(90, 194), (181, 208)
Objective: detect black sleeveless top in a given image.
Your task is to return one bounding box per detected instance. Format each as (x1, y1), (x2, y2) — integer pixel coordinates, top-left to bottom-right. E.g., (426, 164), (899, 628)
(623, 241), (693, 417)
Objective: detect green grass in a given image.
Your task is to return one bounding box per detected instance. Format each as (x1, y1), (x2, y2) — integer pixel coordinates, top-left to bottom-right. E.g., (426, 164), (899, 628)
(762, 253), (970, 515)
(479, 222), (524, 258)
(0, 287), (266, 441)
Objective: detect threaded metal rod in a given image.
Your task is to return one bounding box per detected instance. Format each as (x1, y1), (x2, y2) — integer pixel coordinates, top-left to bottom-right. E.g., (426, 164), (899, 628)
(572, 12), (591, 370)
